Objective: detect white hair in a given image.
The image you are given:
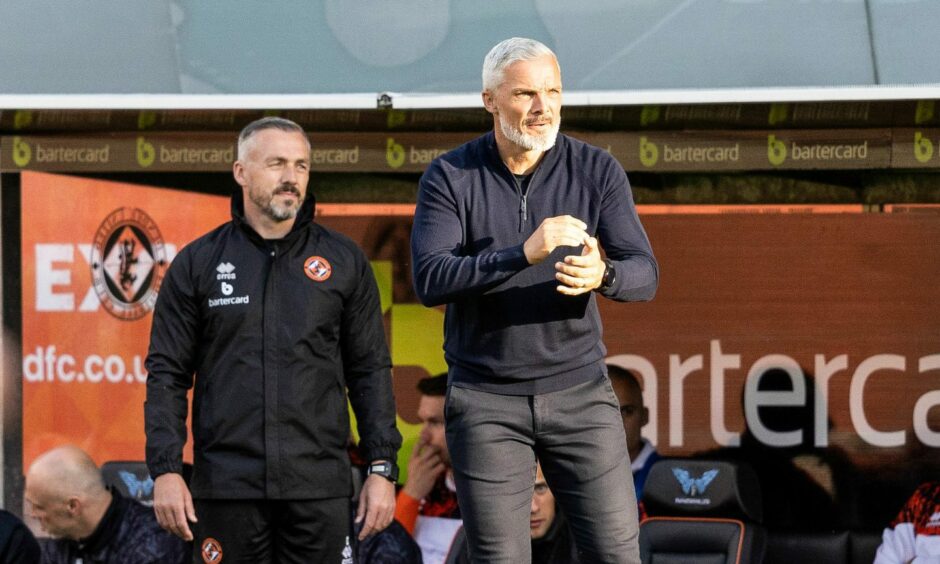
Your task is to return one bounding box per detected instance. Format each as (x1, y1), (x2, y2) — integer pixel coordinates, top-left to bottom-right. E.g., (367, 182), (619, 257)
(482, 37), (556, 91)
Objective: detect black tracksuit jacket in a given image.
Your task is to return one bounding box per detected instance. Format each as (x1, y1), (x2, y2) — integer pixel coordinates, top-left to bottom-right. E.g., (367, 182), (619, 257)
(144, 190), (401, 499)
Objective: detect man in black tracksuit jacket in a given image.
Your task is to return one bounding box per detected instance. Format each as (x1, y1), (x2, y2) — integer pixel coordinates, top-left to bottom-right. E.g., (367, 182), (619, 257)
(145, 117), (402, 563)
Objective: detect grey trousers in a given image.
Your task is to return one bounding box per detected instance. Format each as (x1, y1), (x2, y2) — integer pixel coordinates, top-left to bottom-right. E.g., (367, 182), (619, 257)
(445, 375), (641, 564)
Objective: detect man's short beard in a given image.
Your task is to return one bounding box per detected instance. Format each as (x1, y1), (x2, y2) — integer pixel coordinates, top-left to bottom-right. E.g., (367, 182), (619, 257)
(251, 184), (301, 222)
(499, 114), (560, 153)
(264, 201), (299, 222)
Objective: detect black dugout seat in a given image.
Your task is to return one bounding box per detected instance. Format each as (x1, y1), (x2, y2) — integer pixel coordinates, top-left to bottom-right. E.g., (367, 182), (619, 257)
(639, 459), (766, 564)
(763, 530), (882, 564)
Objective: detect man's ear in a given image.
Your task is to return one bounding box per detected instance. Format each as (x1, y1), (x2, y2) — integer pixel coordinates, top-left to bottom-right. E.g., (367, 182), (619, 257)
(66, 497), (81, 516)
(233, 161), (246, 187)
(641, 406), (650, 428)
(482, 91), (497, 115)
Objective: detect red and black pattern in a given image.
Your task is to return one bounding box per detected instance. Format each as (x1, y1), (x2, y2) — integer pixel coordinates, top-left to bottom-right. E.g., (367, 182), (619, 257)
(420, 477), (461, 519)
(891, 481), (940, 536)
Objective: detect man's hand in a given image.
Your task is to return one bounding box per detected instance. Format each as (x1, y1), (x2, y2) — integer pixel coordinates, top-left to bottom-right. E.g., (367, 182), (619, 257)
(153, 473), (197, 541)
(402, 439), (446, 501)
(356, 472), (396, 540)
(523, 216), (590, 264)
(555, 236), (605, 295)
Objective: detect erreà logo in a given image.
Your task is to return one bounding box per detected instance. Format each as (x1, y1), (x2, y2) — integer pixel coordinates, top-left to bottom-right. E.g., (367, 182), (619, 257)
(136, 136), (156, 168)
(386, 137), (405, 169)
(216, 262), (236, 277)
(12, 136), (32, 167)
(767, 134), (787, 166)
(914, 131), (934, 164)
(639, 137), (658, 168)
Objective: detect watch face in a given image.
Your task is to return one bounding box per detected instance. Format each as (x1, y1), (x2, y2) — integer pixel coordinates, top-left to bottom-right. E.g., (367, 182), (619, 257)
(369, 462), (398, 482)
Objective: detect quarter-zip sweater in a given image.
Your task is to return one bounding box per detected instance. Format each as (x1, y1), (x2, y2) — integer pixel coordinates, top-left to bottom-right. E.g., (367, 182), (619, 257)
(145, 190), (401, 499)
(412, 132), (658, 395)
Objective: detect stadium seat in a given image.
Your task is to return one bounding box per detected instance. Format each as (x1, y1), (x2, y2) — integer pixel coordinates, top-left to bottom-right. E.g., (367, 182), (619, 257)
(444, 526), (467, 564)
(763, 530), (881, 564)
(639, 458), (766, 564)
(764, 531), (848, 564)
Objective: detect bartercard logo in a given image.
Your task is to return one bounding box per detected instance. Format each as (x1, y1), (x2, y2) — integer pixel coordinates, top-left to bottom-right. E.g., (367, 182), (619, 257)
(386, 138), (405, 169)
(12, 136), (32, 167)
(914, 131), (934, 164)
(639, 137), (659, 167)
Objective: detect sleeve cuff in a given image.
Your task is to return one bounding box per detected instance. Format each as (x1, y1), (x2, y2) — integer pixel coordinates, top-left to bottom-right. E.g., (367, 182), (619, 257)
(395, 490), (421, 535)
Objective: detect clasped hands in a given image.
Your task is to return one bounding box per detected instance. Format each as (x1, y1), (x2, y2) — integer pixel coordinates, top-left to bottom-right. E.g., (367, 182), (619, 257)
(523, 215), (604, 295)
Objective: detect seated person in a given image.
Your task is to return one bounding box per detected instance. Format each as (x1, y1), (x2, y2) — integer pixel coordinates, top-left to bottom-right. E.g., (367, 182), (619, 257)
(608, 364), (661, 502)
(530, 463), (580, 564)
(874, 481), (940, 563)
(395, 374), (461, 564)
(452, 462), (579, 564)
(348, 443), (423, 564)
(695, 367), (851, 531)
(0, 509), (41, 563)
(356, 517), (423, 564)
(24, 445), (189, 564)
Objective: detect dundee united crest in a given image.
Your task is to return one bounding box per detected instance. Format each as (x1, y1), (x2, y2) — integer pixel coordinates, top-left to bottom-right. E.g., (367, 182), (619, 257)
(201, 537), (223, 563)
(90, 208), (168, 320)
(304, 255), (333, 282)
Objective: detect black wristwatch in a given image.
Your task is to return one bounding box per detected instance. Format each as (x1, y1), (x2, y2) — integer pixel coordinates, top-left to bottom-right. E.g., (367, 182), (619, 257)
(598, 258), (616, 292)
(367, 460), (399, 483)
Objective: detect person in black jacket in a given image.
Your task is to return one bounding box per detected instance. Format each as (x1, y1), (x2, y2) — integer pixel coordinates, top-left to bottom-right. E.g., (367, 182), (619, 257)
(411, 37), (656, 563)
(145, 117), (402, 563)
(529, 464), (579, 564)
(0, 509), (40, 564)
(452, 463), (580, 564)
(25, 445), (187, 564)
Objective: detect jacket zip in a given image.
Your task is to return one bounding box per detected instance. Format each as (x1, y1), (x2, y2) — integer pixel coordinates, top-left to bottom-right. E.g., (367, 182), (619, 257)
(507, 165), (541, 233)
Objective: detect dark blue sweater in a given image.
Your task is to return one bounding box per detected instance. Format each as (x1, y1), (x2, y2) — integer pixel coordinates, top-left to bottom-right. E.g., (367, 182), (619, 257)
(411, 132), (658, 394)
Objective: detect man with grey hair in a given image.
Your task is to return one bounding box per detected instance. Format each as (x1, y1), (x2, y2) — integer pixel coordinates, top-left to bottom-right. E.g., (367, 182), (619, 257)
(411, 37), (657, 563)
(25, 445), (187, 563)
(146, 117), (402, 562)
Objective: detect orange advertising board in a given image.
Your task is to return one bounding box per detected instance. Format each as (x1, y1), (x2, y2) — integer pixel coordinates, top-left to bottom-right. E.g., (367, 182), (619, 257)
(17, 173), (940, 526)
(20, 171), (230, 469)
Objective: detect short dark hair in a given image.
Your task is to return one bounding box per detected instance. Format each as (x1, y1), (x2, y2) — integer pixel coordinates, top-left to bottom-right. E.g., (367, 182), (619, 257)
(237, 117), (308, 159)
(607, 365), (644, 403)
(416, 373), (447, 397)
